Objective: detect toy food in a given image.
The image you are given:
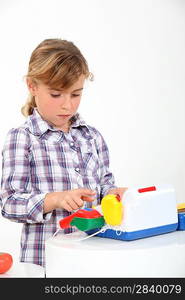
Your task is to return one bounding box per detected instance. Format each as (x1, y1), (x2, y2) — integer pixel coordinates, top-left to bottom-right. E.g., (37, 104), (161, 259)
(0, 252), (13, 274)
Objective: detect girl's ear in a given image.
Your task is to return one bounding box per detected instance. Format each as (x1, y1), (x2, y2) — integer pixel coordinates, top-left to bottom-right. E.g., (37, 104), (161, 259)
(26, 78), (38, 95)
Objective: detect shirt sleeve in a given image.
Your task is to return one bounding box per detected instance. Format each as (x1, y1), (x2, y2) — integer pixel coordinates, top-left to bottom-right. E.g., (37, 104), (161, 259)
(0, 128), (52, 224)
(93, 128), (118, 199)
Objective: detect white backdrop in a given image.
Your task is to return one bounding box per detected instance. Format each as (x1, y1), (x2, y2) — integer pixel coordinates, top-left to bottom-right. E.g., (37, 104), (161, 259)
(0, 0), (185, 262)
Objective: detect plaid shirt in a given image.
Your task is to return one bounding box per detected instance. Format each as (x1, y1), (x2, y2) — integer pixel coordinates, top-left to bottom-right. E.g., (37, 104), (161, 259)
(0, 109), (117, 267)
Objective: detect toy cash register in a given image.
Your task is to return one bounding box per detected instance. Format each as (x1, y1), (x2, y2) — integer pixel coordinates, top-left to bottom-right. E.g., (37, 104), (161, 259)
(59, 184), (185, 240)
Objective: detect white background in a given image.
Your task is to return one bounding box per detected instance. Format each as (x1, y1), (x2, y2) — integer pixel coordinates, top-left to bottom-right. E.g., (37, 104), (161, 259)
(0, 0), (185, 262)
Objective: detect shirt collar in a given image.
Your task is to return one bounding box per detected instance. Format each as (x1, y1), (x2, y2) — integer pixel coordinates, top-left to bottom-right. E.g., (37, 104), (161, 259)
(25, 108), (93, 139)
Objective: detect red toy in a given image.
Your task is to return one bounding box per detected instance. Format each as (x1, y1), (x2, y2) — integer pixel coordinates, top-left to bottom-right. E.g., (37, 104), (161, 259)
(59, 209), (102, 229)
(0, 252), (13, 274)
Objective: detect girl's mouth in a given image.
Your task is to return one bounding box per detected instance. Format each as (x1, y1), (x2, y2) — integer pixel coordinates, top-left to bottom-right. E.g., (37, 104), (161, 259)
(57, 115), (70, 118)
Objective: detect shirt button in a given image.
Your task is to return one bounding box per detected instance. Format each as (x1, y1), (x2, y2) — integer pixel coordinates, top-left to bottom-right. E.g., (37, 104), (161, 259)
(75, 167), (80, 172)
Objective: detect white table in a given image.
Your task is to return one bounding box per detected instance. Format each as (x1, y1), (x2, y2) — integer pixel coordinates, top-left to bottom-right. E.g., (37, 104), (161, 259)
(0, 262), (45, 278)
(45, 230), (185, 278)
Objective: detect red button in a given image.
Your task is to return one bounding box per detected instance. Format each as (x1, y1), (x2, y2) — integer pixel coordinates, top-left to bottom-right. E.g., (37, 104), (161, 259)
(138, 186), (156, 193)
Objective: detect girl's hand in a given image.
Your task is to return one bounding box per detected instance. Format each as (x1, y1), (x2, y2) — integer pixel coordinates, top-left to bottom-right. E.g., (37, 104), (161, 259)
(44, 189), (96, 213)
(107, 187), (128, 200)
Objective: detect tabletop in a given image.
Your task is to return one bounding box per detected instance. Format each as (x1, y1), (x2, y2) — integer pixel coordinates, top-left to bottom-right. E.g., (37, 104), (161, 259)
(45, 230), (185, 277)
(0, 262), (45, 278)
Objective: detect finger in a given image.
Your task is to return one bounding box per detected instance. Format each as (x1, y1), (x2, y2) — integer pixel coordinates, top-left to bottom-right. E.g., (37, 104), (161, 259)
(67, 199), (79, 210)
(119, 187), (128, 197)
(72, 197), (84, 208)
(78, 188), (96, 196)
(81, 195), (95, 202)
(107, 190), (122, 200)
(63, 203), (74, 212)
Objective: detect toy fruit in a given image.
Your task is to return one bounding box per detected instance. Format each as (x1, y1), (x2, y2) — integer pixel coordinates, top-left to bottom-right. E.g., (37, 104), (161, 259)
(101, 194), (123, 225)
(0, 252), (13, 274)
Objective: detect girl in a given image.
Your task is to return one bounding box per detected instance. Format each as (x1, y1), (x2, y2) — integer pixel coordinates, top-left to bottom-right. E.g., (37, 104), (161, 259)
(0, 38), (127, 267)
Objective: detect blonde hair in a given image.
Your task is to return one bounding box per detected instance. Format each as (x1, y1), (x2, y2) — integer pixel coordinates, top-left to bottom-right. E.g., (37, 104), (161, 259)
(21, 38), (94, 117)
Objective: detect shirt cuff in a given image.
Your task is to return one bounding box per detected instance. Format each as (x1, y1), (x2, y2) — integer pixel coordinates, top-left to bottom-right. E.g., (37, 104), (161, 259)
(100, 185), (118, 199)
(27, 193), (52, 223)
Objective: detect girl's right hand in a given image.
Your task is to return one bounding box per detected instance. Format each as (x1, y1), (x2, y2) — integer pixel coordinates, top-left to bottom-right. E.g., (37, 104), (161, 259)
(44, 189), (96, 213)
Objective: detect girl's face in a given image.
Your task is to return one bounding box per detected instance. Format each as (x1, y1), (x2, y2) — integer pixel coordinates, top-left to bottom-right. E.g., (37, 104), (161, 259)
(27, 74), (86, 132)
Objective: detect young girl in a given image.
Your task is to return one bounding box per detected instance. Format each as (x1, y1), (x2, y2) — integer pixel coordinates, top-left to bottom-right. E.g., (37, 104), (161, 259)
(0, 38), (126, 268)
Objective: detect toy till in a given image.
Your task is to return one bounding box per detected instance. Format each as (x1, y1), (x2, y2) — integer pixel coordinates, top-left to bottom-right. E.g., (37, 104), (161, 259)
(59, 184), (185, 241)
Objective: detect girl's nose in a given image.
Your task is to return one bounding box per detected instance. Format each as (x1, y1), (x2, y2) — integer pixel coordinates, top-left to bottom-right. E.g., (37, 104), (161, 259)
(60, 95), (72, 110)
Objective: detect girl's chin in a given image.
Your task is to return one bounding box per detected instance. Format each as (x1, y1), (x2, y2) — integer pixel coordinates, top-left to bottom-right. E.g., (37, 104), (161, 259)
(54, 121), (70, 132)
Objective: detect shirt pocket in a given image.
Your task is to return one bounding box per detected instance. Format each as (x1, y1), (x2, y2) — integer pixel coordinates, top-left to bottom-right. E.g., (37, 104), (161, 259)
(78, 140), (100, 178)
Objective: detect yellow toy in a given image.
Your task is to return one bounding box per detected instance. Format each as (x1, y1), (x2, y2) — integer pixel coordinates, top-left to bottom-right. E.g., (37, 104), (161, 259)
(101, 194), (123, 226)
(177, 203), (185, 212)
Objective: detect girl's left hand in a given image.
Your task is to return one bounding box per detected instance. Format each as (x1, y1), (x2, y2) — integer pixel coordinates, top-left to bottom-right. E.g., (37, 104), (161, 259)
(107, 187), (128, 200)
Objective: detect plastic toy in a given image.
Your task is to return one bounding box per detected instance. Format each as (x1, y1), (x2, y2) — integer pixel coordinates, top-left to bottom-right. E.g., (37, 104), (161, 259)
(0, 252), (13, 274)
(101, 194), (123, 225)
(59, 184), (185, 241)
(177, 203), (185, 230)
(59, 208), (105, 231)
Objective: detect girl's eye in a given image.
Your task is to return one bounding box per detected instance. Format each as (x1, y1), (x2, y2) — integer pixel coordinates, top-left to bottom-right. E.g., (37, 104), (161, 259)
(72, 94), (80, 97)
(50, 94), (80, 98)
(50, 94), (60, 98)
